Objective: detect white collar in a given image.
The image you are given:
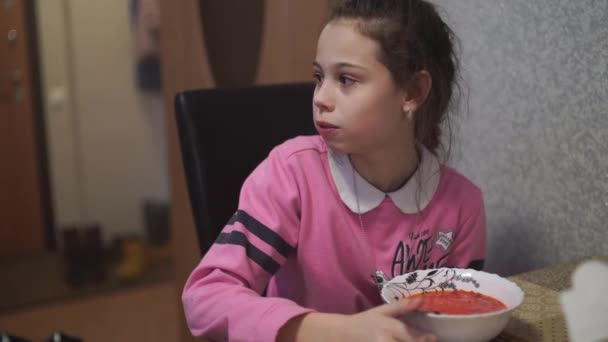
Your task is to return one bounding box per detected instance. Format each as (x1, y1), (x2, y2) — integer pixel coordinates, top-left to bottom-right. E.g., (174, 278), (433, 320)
(328, 147), (441, 214)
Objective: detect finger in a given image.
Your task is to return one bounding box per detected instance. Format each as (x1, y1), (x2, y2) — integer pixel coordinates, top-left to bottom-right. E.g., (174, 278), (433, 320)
(387, 317), (436, 342)
(405, 324), (437, 342)
(401, 297), (424, 312)
(384, 317), (411, 342)
(417, 334), (437, 342)
(396, 322), (437, 342)
(372, 297), (424, 317)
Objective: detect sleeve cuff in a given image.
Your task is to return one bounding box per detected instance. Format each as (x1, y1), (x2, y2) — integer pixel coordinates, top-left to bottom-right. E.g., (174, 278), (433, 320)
(257, 300), (316, 342)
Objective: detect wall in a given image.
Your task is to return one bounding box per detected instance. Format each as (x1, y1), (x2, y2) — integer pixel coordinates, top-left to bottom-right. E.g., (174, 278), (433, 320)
(434, 0), (608, 275)
(36, 0), (168, 243)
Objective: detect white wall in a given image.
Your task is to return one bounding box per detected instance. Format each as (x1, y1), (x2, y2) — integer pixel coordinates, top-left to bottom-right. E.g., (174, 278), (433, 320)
(36, 0), (168, 244)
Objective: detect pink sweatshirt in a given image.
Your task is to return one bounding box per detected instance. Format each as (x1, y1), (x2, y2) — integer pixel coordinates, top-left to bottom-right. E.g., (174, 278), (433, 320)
(183, 136), (486, 341)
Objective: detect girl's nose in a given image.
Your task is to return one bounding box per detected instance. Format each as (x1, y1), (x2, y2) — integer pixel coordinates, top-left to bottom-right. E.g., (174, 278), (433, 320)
(313, 82), (335, 113)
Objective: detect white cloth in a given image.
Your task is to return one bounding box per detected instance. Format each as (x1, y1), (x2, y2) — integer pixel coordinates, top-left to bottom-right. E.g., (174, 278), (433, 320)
(560, 260), (608, 342)
(328, 147), (441, 214)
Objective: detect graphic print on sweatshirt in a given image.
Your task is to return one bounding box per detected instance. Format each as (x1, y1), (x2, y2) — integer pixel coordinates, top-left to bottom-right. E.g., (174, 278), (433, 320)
(390, 227), (454, 278)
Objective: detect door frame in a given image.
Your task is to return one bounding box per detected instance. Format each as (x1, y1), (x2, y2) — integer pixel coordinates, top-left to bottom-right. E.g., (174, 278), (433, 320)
(29, 1), (55, 250)
(18, 0), (55, 251)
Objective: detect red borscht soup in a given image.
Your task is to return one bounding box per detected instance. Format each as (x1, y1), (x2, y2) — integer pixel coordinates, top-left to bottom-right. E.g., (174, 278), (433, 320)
(407, 290), (507, 315)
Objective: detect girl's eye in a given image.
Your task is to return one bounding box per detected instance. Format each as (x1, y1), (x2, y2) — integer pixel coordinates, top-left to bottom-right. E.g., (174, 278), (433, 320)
(339, 75), (355, 86)
(313, 72), (323, 84)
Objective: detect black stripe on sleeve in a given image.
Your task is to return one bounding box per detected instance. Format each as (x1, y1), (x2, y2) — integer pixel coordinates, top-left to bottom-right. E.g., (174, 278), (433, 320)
(467, 259), (485, 271)
(227, 210), (294, 258)
(216, 231), (281, 275)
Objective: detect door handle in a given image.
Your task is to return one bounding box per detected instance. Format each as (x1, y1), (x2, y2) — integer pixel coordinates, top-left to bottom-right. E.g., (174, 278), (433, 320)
(7, 28), (18, 45)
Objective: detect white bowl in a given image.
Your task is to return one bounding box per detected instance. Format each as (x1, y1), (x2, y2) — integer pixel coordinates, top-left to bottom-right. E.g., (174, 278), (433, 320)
(381, 268), (525, 342)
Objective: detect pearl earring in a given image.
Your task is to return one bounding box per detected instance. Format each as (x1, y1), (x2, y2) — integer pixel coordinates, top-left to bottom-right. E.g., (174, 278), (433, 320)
(406, 110), (414, 121)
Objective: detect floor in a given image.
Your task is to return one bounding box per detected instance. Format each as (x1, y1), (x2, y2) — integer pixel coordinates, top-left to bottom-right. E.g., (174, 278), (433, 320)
(0, 282), (180, 342)
(0, 244), (173, 311)
(0, 242), (181, 342)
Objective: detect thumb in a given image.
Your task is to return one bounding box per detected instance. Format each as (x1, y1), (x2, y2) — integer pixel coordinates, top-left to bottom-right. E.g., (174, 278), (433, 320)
(372, 297), (424, 318)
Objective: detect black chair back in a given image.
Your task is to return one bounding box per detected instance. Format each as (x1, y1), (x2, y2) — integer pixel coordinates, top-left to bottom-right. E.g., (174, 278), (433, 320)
(174, 82), (316, 255)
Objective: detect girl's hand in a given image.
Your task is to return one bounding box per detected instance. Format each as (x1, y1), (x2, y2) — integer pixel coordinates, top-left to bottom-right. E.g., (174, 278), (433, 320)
(342, 298), (436, 342)
(278, 298), (436, 342)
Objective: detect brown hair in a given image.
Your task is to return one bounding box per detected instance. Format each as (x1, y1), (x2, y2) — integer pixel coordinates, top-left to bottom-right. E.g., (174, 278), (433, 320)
(329, 0), (462, 158)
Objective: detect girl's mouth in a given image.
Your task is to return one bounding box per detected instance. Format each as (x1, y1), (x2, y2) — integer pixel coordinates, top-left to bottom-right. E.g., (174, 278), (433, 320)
(316, 121), (338, 129)
(315, 121), (339, 136)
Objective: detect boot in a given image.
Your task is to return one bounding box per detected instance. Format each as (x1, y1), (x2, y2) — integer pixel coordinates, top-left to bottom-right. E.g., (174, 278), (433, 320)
(114, 237), (147, 281)
(81, 224), (107, 283)
(61, 227), (85, 288)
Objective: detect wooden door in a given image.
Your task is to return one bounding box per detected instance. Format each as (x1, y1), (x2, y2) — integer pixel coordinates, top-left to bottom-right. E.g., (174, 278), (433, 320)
(0, 0), (49, 257)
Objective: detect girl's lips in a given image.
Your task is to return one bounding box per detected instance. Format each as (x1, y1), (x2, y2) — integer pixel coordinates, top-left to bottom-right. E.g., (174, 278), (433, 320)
(315, 121), (339, 136)
(316, 120), (338, 129)
(317, 126), (338, 136)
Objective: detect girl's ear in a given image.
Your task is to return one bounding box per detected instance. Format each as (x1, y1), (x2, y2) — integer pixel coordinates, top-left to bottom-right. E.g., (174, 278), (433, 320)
(402, 70), (433, 112)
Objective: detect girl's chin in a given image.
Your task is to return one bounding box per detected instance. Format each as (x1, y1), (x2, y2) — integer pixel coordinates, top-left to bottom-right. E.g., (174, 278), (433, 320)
(322, 139), (351, 155)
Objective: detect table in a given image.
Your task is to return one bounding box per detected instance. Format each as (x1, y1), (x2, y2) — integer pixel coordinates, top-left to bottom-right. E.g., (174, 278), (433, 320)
(493, 256), (608, 341)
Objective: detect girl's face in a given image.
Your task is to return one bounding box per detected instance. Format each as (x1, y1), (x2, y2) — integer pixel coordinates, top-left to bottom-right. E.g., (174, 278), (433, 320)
(313, 19), (414, 155)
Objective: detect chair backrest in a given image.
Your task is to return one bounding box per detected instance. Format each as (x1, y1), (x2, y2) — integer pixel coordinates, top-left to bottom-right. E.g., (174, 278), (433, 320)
(174, 82), (317, 255)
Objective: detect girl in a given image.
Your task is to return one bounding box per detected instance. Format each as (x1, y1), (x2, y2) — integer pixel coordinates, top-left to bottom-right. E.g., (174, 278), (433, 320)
(183, 0), (486, 341)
